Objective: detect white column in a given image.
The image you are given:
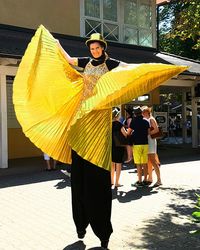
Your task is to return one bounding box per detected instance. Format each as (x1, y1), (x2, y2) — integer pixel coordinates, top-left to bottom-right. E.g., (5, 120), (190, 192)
(191, 86), (198, 148)
(0, 72), (8, 168)
(182, 91), (187, 143)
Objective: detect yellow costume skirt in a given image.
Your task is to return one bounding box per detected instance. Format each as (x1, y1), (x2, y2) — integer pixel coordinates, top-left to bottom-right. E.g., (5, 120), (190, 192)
(13, 25), (188, 171)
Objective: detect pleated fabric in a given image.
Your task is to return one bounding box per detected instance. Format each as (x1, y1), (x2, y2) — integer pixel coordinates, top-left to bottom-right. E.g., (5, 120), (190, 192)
(13, 25), (188, 171)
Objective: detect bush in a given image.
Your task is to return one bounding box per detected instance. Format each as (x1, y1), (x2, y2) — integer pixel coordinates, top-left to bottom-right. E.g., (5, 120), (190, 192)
(190, 193), (200, 235)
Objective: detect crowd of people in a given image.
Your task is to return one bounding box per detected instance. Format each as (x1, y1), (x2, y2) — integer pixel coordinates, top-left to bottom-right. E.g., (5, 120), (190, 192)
(111, 105), (162, 189)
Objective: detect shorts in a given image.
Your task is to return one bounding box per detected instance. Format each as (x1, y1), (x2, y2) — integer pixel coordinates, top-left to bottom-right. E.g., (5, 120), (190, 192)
(148, 135), (157, 154)
(133, 144), (148, 164)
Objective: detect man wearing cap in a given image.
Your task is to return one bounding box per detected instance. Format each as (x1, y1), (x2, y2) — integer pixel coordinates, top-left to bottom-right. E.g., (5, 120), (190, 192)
(57, 33), (123, 249)
(127, 106), (150, 187)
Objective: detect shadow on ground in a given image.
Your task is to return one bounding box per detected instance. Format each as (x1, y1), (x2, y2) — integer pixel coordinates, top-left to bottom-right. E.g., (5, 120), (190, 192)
(0, 170), (71, 189)
(1, 144), (200, 188)
(63, 240), (86, 250)
(158, 144), (200, 164)
(63, 240), (104, 250)
(0, 157), (72, 188)
(126, 187), (200, 250)
(112, 186), (158, 203)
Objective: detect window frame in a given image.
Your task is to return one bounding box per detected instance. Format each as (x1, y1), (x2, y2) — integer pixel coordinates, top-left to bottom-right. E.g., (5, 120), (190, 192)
(80, 0), (156, 48)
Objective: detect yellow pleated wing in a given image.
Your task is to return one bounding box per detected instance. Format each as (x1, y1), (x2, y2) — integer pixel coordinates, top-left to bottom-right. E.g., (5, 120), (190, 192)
(13, 25), (188, 171)
(13, 25), (84, 163)
(67, 64), (188, 170)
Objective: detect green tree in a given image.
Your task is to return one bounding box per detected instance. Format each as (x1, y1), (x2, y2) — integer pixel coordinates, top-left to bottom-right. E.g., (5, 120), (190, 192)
(158, 0), (200, 60)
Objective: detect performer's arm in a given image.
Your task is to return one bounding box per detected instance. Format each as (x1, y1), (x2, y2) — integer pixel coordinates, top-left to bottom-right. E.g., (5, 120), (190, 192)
(56, 40), (77, 66)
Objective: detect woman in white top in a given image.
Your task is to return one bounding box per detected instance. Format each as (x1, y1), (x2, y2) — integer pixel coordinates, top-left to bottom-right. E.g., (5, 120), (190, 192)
(142, 106), (162, 187)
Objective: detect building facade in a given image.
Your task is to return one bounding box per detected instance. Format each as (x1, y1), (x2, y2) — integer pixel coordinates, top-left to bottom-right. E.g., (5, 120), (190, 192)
(0, 0), (156, 46)
(0, 0), (200, 168)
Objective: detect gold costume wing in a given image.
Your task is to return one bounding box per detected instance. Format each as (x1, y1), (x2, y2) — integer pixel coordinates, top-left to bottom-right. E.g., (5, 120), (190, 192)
(67, 64), (188, 170)
(81, 63), (188, 111)
(13, 25), (188, 170)
(13, 25), (84, 163)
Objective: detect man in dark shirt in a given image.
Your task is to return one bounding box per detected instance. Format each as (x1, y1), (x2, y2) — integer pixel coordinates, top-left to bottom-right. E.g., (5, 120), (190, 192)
(127, 106), (150, 187)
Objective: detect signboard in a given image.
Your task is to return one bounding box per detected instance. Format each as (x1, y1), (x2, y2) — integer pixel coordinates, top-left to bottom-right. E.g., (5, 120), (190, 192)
(153, 112), (168, 132)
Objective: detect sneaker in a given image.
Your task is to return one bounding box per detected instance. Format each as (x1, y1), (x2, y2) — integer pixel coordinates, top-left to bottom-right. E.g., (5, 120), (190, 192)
(133, 181), (144, 187)
(143, 181), (152, 186)
(153, 182), (162, 187)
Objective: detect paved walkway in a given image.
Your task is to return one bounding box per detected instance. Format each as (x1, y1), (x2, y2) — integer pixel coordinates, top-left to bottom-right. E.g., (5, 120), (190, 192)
(0, 144), (200, 250)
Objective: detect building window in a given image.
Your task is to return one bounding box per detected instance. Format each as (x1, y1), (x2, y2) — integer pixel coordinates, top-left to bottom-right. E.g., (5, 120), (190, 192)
(83, 0), (119, 42)
(85, 0), (100, 18)
(81, 0), (155, 47)
(6, 76), (20, 128)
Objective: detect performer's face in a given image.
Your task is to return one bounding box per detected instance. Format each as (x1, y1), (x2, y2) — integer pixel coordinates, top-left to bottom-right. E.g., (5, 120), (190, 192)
(89, 42), (104, 58)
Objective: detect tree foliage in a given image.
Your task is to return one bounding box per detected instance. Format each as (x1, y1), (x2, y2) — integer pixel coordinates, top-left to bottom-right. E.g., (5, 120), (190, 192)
(190, 193), (200, 235)
(158, 0), (200, 60)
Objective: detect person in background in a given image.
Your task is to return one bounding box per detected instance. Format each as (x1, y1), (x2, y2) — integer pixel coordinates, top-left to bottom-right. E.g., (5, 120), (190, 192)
(123, 107), (134, 163)
(43, 153), (56, 171)
(111, 107), (127, 188)
(169, 116), (177, 136)
(127, 106), (150, 187)
(141, 106), (162, 187)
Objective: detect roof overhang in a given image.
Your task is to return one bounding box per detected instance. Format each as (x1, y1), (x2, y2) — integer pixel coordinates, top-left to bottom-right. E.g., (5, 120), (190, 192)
(0, 24), (200, 78)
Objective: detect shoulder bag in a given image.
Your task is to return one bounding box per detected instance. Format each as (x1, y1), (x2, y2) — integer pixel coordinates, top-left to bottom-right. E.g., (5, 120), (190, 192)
(113, 130), (129, 147)
(151, 126), (164, 139)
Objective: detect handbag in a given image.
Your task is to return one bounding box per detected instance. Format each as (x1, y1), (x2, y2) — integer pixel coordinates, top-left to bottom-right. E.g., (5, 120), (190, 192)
(113, 131), (129, 147)
(151, 126), (164, 139)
